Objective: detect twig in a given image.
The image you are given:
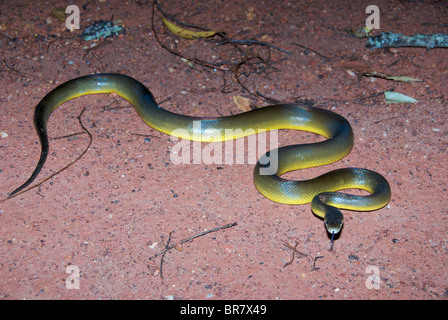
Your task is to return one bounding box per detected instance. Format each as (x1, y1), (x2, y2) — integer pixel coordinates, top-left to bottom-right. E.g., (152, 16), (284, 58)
(311, 256), (324, 271)
(148, 222), (238, 262)
(373, 115), (400, 124)
(234, 56), (282, 103)
(100, 100), (140, 113)
(291, 42), (332, 61)
(129, 132), (160, 139)
(217, 38), (292, 55)
(283, 241), (307, 268)
(2, 59), (27, 79)
(52, 132), (87, 140)
(282, 241), (327, 271)
(159, 231), (173, 279)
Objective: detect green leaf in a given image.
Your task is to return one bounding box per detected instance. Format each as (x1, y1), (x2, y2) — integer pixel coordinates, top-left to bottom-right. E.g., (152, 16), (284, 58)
(384, 91), (418, 103)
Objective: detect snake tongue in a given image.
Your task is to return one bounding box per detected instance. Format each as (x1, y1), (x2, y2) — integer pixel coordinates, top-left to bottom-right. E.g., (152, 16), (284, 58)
(329, 232), (335, 251)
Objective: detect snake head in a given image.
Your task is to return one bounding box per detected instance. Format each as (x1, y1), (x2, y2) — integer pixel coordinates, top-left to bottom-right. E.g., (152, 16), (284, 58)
(324, 208), (344, 234)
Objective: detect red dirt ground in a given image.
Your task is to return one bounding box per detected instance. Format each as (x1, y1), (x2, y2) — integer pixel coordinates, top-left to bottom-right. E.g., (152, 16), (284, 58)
(0, 0), (447, 299)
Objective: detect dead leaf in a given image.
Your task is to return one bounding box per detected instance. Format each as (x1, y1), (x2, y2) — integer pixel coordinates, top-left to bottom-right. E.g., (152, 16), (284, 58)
(346, 27), (371, 38)
(261, 34), (273, 42)
(233, 95), (251, 112)
(246, 7), (256, 20)
(161, 16), (219, 40)
(382, 75), (422, 82)
(384, 91), (418, 103)
(51, 7), (66, 22)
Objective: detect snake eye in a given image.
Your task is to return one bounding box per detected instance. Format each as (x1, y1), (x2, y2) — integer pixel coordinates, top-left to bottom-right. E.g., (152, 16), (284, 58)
(259, 161), (270, 168)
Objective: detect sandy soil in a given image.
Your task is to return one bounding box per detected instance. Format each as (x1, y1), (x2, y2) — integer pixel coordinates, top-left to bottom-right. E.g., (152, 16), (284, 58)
(0, 0), (447, 300)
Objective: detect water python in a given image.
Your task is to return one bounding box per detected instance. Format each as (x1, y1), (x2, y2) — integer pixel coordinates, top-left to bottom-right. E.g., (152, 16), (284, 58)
(8, 73), (391, 239)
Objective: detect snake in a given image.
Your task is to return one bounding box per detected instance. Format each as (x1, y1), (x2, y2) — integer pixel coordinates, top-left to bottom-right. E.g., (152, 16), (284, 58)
(8, 73), (391, 238)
